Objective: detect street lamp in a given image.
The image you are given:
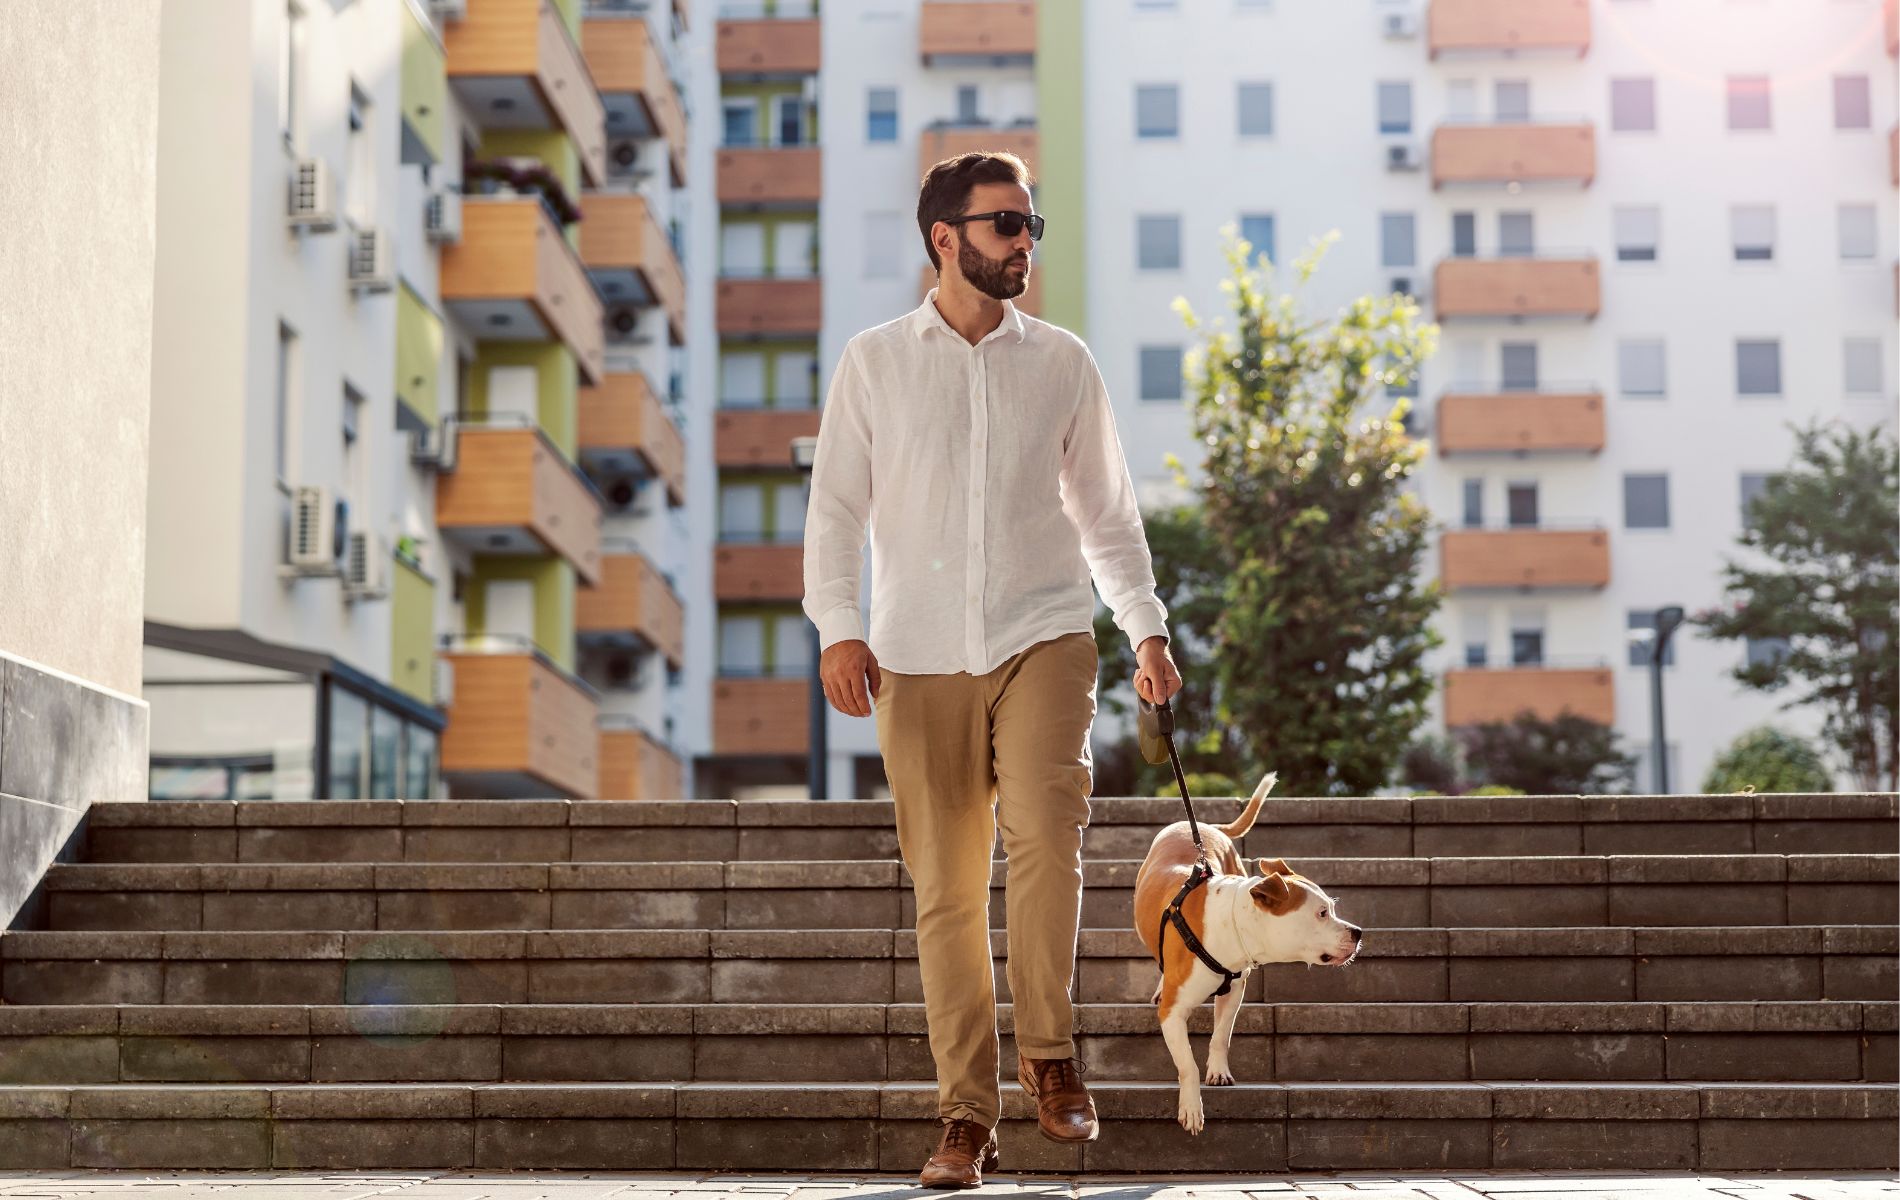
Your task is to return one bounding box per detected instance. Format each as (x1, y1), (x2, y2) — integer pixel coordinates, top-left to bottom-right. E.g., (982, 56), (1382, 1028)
(1649, 604), (1685, 794)
(790, 435), (826, 800)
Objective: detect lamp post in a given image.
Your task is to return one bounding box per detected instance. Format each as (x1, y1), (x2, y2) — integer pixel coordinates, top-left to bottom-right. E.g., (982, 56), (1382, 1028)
(1649, 605), (1685, 793)
(791, 435), (826, 800)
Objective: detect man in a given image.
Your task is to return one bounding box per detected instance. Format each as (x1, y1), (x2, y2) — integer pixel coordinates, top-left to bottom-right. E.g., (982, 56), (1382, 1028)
(800, 150), (1182, 1189)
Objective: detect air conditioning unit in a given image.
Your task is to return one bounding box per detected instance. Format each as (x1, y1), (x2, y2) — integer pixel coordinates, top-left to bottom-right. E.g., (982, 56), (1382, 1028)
(433, 657), (454, 707)
(290, 485), (348, 573)
(344, 530), (390, 601)
(428, 0), (466, 21)
(349, 226), (394, 293)
(425, 188), (461, 243)
(605, 304), (640, 343)
(1382, 8), (1419, 38)
(1385, 139), (1424, 171)
(603, 476), (642, 512)
(287, 158), (338, 232)
(1390, 275), (1422, 299)
(605, 653), (638, 688)
(606, 138), (643, 177)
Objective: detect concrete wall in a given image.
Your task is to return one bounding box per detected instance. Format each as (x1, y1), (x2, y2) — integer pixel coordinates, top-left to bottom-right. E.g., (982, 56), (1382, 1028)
(0, 0), (162, 926)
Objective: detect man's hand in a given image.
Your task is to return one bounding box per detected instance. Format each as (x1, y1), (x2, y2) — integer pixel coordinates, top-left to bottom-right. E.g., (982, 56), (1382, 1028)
(820, 639), (881, 717)
(1134, 635), (1181, 705)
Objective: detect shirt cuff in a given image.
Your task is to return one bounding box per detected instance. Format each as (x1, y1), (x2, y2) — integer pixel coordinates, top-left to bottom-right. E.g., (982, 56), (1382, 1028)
(1123, 601), (1169, 655)
(815, 607), (867, 652)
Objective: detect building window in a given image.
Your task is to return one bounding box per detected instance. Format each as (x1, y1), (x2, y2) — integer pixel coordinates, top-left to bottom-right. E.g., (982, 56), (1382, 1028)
(1628, 610), (1678, 667)
(1500, 342), (1538, 391)
(1509, 614), (1544, 666)
(1461, 479), (1483, 528)
(1624, 473), (1670, 529)
(1834, 74), (1871, 129)
(1506, 482), (1538, 528)
(1237, 82), (1273, 136)
(1380, 212), (1416, 268)
(1137, 214), (1181, 270)
(280, 0), (303, 148)
(1614, 206), (1659, 262)
(1494, 79), (1531, 122)
(1136, 84), (1179, 138)
(1737, 339), (1782, 396)
(1739, 472), (1774, 530)
(1845, 337), (1884, 396)
(1727, 75), (1771, 130)
(1139, 345), (1184, 401)
(721, 99), (755, 147)
(1239, 213), (1275, 266)
(1731, 205), (1775, 262)
(867, 87), (897, 142)
(1610, 78), (1655, 132)
(1499, 211), (1535, 257)
(1839, 203), (1877, 260)
(276, 321), (298, 488)
(346, 81), (373, 223)
(1377, 81), (1412, 134)
(1746, 635), (1792, 670)
(1451, 212), (1476, 257)
(1618, 339), (1666, 397)
(955, 85), (979, 125)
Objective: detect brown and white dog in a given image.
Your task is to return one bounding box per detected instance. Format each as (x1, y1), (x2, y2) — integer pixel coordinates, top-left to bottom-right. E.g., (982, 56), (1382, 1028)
(1131, 770), (1363, 1134)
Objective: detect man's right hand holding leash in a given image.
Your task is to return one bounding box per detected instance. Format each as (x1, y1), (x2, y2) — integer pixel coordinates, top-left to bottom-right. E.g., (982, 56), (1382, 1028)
(820, 639), (881, 717)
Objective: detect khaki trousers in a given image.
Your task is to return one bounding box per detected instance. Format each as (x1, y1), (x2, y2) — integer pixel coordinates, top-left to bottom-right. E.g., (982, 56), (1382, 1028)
(872, 629), (1100, 1128)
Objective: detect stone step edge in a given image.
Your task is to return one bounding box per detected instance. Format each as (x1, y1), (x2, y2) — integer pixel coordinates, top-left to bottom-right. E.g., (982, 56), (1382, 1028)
(0, 999), (1888, 1037)
(0, 1079), (1893, 1122)
(3, 924), (1892, 959)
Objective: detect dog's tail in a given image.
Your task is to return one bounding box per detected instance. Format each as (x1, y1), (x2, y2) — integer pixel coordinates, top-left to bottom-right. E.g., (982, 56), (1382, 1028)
(1218, 770), (1279, 841)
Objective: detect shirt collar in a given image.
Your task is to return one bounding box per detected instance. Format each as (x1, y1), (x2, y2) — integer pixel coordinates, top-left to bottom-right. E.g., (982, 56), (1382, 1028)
(910, 285), (1027, 346)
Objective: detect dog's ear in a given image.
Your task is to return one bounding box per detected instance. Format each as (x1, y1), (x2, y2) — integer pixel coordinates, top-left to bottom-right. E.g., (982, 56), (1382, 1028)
(1255, 857), (1291, 877)
(1250, 872), (1301, 915)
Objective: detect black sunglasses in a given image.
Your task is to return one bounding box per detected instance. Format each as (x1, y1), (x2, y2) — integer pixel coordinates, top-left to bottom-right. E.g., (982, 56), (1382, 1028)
(943, 210), (1045, 241)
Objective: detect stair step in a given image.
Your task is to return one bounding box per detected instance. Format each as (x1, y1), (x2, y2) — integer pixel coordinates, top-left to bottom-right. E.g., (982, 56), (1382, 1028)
(81, 794), (1899, 863)
(0, 1001), (1890, 1085)
(3, 925), (1892, 1005)
(0, 1080), (1892, 1172)
(37, 855), (1898, 932)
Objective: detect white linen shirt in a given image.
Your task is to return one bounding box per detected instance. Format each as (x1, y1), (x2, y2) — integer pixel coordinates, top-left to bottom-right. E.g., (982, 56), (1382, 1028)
(801, 286), (1170, 676)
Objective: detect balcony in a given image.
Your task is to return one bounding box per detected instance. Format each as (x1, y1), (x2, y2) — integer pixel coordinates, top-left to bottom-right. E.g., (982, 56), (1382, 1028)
(716, 273), (823, 337)
(441, 197), (606, 383)
(918, 260), (1041, 317)
(918, 121), (1039, 179)
(1440, 526), (1610, 590)
(713, 675), (809, 756)
(599, 718), (684, 799)
(1431, 119), (1595, 187)
(1433, 254), (1600, 321)
(577, 544), (685, 670)
(714, 538), (803, 602)
(579, 192), (685, 346)
(1443, 662), (1614, 727)
(919, 1), (1036, 62)
(1435, 387), (1604, 454)
(578, 370), (685, 506)
(435, 424), (603, 585)
(1427, 0), (1590, 58)
(445, 0), (607, 185)
(581, 14), (688, 187)
(715, 404), (821, 468)
(716, 15), (820, 77)
(718, 145), (822, 207)
(439, 638), (601, 798)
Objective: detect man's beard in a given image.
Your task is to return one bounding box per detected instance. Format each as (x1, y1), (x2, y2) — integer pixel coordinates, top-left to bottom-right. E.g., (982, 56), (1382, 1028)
(956, 228), (1029, 300)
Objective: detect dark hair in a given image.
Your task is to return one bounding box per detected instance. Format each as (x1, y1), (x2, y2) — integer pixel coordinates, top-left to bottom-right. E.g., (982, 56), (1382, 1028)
(916, 151), (1036, 273)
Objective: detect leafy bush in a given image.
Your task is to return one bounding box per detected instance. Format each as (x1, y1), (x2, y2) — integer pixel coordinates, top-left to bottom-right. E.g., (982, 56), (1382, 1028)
(1701, 726), (1833, 793)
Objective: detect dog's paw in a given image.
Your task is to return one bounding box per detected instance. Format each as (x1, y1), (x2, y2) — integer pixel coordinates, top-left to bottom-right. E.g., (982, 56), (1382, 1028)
(1204, 1062), (1235, 1086)
(1176, 1087), (1205, 1136)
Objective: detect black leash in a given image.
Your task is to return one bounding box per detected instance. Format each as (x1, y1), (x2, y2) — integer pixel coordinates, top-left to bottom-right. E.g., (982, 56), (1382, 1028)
(1138, 694), (1245, 998)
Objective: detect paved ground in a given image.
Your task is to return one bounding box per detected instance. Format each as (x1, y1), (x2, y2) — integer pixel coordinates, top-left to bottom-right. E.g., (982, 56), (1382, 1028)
(0, 1171), (1895, 1199)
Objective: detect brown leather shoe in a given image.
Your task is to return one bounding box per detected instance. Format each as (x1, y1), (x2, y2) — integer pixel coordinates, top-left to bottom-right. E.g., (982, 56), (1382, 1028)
(1017, 1052), (1099, 1142)
(918, 1115), (999, 1189)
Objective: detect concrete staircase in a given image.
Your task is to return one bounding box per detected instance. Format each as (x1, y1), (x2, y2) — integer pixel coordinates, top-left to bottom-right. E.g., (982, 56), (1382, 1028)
(0, 792), (1893, 1173)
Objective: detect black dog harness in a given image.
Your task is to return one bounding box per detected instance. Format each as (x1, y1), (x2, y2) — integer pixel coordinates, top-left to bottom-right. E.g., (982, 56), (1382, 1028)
(1141, 695), (1245, 998)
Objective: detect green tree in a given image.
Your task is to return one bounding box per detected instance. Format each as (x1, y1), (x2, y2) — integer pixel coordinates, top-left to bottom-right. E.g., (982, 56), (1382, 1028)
(1701, 726), (1834, 794)
(1690, 420), (1898, 792)
(1116, 226), (1443, 797)
(1456, 711), (1637, 795)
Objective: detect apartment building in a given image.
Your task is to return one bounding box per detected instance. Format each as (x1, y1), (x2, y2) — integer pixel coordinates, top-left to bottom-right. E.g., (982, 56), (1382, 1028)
(144, 0), (691, 801)
(692, 0), (1896, 798)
